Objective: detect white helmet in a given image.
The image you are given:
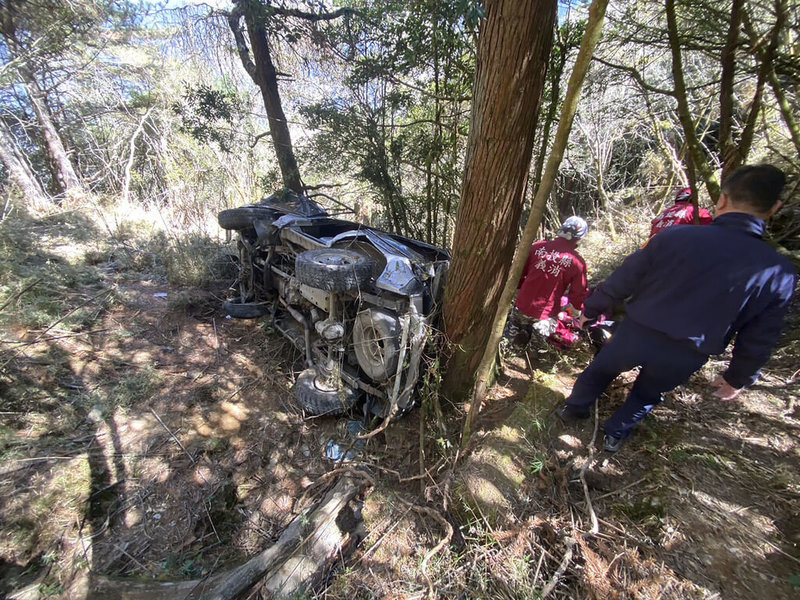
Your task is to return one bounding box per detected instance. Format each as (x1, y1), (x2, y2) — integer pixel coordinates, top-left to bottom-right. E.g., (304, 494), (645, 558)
(557, 216), (588, 241)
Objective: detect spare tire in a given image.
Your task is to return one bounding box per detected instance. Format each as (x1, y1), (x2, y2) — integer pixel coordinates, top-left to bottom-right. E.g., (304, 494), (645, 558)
(295, 249), (372, 292)
(294, 368), (359, 416)
(352, 308), (401, 382)
(223, 297), (269, 319)
(218, 206), (278, 231)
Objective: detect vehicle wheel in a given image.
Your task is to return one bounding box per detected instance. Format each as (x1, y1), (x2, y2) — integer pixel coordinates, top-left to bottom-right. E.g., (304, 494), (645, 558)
(294, 368), (359, 416)
(295, 249), (372, 292)
(352, 308), (401, 382)
(223, 297), (269, 319)
(218, 206), (278, 230)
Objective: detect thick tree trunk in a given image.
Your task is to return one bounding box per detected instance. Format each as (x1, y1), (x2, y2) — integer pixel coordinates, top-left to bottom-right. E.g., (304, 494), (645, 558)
(23, 76), (83, 196)
(441, 0), (557, 402)
(0, 118), (49, 209)
(229, 0), (303, 194)
(459, 0), (610, 445)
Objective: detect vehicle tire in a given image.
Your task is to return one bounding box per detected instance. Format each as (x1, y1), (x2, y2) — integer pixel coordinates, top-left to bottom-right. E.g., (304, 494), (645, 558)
(352, 308), (401, 382)
(223, 297), (269, 319)
(294, 368), (359, 416)
(218, 206), (278, 231)
(295, 249), (372, 292)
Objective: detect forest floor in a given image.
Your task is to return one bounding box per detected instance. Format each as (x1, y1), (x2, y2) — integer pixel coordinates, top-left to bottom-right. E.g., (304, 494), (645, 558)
(0, 207), (799, 599)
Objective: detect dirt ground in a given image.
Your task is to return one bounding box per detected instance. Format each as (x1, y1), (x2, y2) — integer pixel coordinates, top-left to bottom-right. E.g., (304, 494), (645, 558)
(0, 210), (798, 599)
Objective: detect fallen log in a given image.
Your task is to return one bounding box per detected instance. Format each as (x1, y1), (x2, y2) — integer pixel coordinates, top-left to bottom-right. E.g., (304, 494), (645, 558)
(83, 473), (369, 600)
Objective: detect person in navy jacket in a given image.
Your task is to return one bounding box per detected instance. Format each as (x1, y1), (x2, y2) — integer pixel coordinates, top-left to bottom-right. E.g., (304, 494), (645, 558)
(557, 165), (798, 452)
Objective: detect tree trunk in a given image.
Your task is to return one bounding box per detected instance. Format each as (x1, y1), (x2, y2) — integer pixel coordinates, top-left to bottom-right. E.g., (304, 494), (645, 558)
(0, 4), (82, 197)
(441, 0), (557, 402)
(532, 28), (570, 191)
(0, 118), (49, 210)
(740, 0), (790, 162)
(230, 0), (303, 193)
(768, 67), (800, 158)
(461, 0), (610, 445)
(122, 107), (154, 204)
(665, 0), (720, 202)
(718, 0), (744, 179)
(22, 76), (83, 196)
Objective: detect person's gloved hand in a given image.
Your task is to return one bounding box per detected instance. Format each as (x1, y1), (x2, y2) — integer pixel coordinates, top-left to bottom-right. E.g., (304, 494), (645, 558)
(711, 375), (742, 401)
(532, 318), (558, 337)
(578, 314), (591, 328)
(564, 304), (581, 319)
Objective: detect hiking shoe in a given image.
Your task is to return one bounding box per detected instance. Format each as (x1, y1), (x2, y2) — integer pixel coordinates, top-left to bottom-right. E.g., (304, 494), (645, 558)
(556, 405), (590, 423)
(603, 434), (627, 452)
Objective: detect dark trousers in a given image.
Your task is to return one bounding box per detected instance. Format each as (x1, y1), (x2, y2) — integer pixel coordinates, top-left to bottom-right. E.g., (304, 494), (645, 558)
(566, 318), (708, 438)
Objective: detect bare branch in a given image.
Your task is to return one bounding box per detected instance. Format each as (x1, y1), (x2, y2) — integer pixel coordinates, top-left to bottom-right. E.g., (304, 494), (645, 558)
(227, 6), (257, 82)
(269, 6), (358, 22)
(592, 56), (674, 96)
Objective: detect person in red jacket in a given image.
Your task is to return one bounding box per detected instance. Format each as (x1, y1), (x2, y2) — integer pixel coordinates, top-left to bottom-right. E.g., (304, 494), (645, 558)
(509, 216), (589, 345)
(648, 187), (712, 240)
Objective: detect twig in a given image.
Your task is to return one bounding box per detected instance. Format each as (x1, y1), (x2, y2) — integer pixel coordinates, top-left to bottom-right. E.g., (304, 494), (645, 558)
(353, 504), (415, 567)
(0, 278), (42, 313)
(419, 405), (426, 496)
(540, 537), (576, 599)
(89, 480), (125, 500)
(395, 497), (454, 599)
(204, 501), (222, 544)
(2, 328), (110, 348)
(149, 412), (218, 543)
(592, 477), (649, 501)
(212, 317), (220, 361)
(578, 401), (600, 535)
(358, 457), (445, 483)
(149, 409), (195, 464)
(532, 548), (546, 590)
(33, 288), (114, 343)
(114, 543), (157, 576)
(357, 314), (412, 441)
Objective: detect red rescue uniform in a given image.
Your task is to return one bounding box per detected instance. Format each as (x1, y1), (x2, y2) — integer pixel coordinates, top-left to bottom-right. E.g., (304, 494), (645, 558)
(649, 201), (712, 239)
(516, 237), (589, 320)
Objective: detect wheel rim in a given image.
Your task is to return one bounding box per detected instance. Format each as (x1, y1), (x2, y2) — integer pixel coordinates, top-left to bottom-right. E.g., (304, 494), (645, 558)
(316, 251), (359, 266)
(312, 375), (341, 393)
(360, 325), (388, 366)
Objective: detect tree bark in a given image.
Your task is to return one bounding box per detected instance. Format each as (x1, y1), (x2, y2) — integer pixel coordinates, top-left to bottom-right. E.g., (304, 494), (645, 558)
(441, 0), (557, 402)
(718, 0), (744, 179)
(121, 107), (154, 204)
(0, 0), (83, 198)
(739, 0), (790, 162)
(230, 0), (303, 193)
(532, 26), (572, 191)
(665, 0), (720, 202)
(0, 118), (49, 210)
(22, 77), (83, 196)
(460, 0), (610, 445)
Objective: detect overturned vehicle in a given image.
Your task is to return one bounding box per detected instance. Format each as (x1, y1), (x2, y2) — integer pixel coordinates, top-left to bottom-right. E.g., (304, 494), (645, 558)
(218, 190), (450, 420)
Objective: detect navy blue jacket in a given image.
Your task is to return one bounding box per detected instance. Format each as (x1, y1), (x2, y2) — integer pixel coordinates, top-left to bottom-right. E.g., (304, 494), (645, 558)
(583, 213), (797, 388)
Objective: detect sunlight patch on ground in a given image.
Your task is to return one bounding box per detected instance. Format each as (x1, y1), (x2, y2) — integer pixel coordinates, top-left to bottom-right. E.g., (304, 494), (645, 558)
(558, 433), (583, 448)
